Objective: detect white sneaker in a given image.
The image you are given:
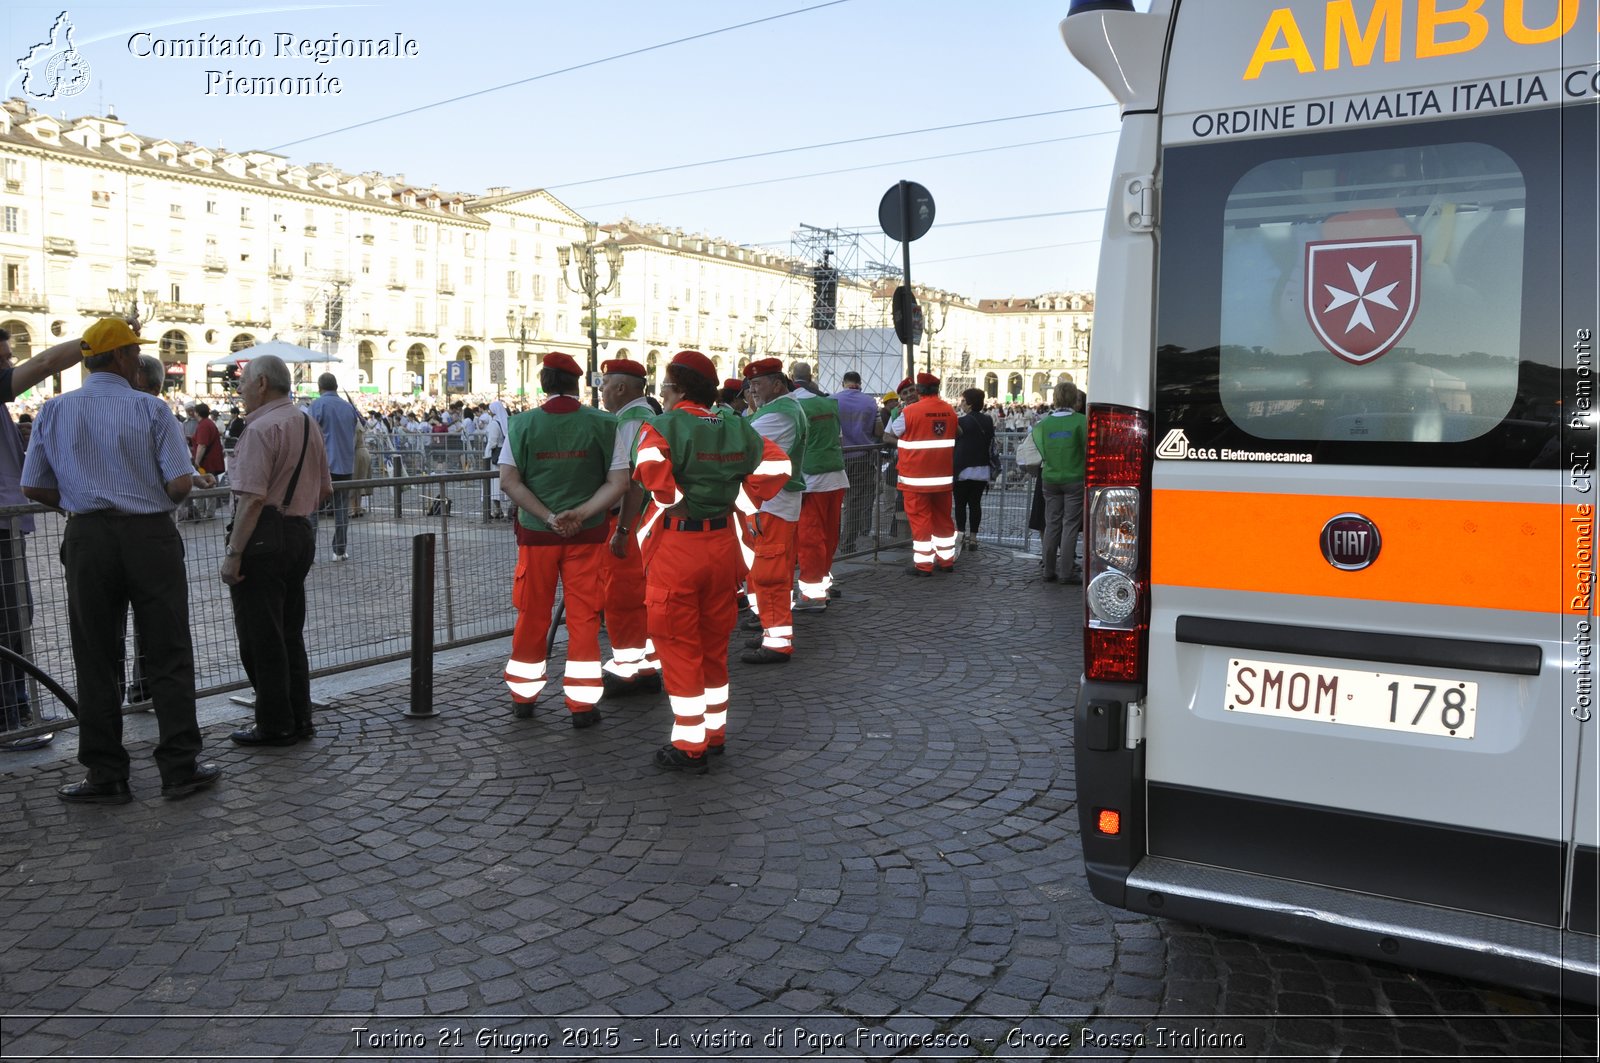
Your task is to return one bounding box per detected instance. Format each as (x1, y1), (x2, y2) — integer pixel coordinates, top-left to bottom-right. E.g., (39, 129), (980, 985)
(333, 552), (349, 562)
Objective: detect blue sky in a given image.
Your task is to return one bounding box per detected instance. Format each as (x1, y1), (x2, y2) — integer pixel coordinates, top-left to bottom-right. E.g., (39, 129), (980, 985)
(3, 0), (1126, 300)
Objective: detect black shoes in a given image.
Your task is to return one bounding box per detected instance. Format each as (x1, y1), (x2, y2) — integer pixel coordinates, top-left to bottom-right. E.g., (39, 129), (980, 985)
(743, 637), (764, 651)
(707, 743), (725, 757)
(162, 763), (222, 801)
(793, 599), (827, 613)
(570, 709), (602, 729)
(740, 647), (790, 665)
(602, 672), (661, 698)
(295, 724), (317, 740)
(906, 566), (932, 577)
(935, 564), (955, 574)
(1062, 572), (1083, 585)
(58, 778), (133, 805)
(740, 614), (763, 632)
(653, 744), (709, 774)
(511, 699), (538, 719)
(230, 725), (300, 747)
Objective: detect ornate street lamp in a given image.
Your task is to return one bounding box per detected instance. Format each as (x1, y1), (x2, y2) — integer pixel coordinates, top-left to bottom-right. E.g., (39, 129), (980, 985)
(506, 306), (540, 398)
(558, 222), (623, 407)
(108, 269), (158, 328)
(921, 293), (949, 383)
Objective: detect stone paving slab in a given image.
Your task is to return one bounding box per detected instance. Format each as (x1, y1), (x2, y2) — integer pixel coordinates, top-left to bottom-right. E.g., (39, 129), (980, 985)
(0, 547), (1595, 1061)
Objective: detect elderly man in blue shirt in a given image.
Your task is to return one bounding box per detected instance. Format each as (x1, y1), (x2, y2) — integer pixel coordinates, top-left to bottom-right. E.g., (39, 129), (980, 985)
(308, 372), (362, 561)
(21, 318), (220, 804)
(832, 370), (880, 552)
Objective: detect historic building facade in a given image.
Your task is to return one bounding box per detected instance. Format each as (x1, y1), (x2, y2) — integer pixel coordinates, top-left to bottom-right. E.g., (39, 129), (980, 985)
(1, 98), (1092, 401)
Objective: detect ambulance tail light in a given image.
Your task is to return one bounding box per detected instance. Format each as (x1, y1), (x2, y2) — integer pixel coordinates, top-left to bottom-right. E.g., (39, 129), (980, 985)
(1095, 808), (1123, 836)
(1085, 405), (1150, 684)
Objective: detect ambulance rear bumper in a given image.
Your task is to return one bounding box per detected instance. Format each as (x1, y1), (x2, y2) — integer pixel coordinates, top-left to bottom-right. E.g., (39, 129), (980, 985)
(1123, 855), (1600, 1006)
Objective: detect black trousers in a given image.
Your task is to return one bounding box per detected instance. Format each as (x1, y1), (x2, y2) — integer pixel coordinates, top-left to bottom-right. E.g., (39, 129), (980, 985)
(0, 529), (33, 730)
(952, 480), (987, 533)
(62, 513), (202, 785)
(229, 516), (315, 736)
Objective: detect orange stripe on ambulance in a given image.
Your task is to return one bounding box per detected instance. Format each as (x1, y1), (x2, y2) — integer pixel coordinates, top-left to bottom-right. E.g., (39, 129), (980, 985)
(1245, 0), (1595, 80)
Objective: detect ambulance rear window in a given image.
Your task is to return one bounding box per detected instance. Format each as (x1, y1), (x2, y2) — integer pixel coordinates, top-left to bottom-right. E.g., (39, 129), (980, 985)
(1155, 109), (1568, 468)
(1220, 142), (1522, 444)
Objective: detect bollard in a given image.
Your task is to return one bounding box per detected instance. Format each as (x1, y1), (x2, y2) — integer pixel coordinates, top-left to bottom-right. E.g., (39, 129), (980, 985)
(404, 532), (436, 718)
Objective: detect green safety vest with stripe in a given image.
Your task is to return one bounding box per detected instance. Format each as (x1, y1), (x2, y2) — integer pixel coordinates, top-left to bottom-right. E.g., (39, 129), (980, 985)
(796, 393), (845, 476)
(1030, 411), (1088, 484)
(508, 405), (618, 532)
(755, 393), (810, 494)
(641, 407), (765, 519)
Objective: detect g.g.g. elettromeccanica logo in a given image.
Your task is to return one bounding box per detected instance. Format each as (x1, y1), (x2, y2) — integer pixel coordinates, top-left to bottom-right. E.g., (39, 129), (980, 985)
(16, 11), (92, 100)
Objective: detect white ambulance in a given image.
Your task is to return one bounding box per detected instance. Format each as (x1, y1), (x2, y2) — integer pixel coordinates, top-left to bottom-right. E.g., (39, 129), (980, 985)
(1064, 0), (1598, 1002)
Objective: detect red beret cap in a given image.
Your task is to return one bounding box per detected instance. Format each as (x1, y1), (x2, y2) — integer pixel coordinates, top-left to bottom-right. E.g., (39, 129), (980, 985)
(742, 357), (785, 380)
(722, 378), (744, 392)
(670, 349), (718, 383)
(916, 372), (940, 387)
(542, 352), (582, 376)
(897, 377), (914, 392)
(601, 358), (647, 379)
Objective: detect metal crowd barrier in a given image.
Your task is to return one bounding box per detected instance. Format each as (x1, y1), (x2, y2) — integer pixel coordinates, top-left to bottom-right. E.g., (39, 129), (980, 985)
(0, 433), (1043, 743)
(0, 470), (520, 742)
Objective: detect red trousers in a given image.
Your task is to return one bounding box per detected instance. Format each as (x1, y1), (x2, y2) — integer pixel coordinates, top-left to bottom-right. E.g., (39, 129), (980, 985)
(796, 489), (844, 602)
(904, 490), (956, 572)
(745, 514), (797, 654)
(603, 517), (657, 679)
(504, 542), (606, 713)
(645, 523), (740, 754)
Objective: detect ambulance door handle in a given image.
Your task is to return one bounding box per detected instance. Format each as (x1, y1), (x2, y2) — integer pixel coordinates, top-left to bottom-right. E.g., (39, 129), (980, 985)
(1125, 175), (1156, 232)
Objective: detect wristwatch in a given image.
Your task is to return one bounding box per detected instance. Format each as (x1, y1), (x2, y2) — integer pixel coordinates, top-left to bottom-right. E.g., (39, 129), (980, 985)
(225, 547), (241, 558)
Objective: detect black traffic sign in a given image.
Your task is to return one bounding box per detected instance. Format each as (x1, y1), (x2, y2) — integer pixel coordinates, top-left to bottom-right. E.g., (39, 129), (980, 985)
(879, 181), (935, 243)
(892, 286), (924, 346)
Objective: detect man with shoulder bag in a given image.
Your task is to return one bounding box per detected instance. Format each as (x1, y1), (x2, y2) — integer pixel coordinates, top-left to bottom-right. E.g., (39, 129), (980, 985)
(221, 354), (333, 746)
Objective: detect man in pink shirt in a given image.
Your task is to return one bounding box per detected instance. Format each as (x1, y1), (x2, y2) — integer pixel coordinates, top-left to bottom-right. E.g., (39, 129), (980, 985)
(221, 354), (333, 746)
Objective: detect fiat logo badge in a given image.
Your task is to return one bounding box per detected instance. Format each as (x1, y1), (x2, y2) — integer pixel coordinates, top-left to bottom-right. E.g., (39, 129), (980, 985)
(1321, 513), (1381, 571)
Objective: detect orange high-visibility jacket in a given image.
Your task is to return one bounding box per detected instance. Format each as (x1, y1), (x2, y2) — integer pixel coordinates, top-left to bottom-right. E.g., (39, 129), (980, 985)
(896, 397), (958, 493)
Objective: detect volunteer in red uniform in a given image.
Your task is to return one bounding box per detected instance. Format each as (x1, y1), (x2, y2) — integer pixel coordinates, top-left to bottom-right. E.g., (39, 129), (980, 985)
(886, 372), (959, 575)
(499, 353), (627, 726)
(739, 358), (809, 664)
(633, 351), (790, 773)
(597, 358), (662, 697)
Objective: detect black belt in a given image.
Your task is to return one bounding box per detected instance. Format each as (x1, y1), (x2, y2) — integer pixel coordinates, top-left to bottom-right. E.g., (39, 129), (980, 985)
(70, 510), (171, 520)
(661, 516), (729, 532)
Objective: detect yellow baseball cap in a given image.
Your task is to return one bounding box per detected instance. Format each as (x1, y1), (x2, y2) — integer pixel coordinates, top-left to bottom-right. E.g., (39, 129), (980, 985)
(81, 319), (156, 357)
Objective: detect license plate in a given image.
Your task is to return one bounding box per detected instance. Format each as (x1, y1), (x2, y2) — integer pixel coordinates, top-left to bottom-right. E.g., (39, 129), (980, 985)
(1224, 657), (1477, 740)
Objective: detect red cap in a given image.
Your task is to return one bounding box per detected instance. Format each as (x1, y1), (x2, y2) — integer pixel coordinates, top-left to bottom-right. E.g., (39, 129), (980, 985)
(542, 352), (582, 376)
(742, 357), (785, 380)
(601, 358), (647, 379)
(670, 349), (718, 383)
(721, 378), (744, 392)
(917, 372), (940, 387)
(897, 377), (914, 392)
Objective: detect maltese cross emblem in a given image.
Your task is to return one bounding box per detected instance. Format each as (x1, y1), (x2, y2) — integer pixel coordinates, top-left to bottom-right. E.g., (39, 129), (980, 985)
(1304, 235), (1421, 364)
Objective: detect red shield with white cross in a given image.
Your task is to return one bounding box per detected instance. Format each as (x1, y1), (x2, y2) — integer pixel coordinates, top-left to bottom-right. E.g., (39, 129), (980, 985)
(1304, 235), (1422, 365)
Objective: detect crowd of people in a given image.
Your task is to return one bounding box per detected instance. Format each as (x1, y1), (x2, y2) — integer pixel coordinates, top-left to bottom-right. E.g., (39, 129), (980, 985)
(0, 317), (1088, 793)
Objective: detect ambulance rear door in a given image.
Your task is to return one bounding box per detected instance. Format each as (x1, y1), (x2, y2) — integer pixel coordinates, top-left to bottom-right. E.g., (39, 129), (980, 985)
(1142, 0), (1597, 965)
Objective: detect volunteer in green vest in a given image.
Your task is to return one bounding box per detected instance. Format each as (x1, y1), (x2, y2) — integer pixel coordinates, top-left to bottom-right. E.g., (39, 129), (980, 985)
(1031, 380), (1088, 584)
(739, 358), (809, 663)
(632, 350), (792, 773)
(598, 358), (663, 698)
(790, 362), (847, 611)
(499, 352), (627, 725)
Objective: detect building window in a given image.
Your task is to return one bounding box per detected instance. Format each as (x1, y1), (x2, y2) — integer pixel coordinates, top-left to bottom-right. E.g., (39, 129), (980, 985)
(508, 239), (517, 259)
(414, 224), (427, 245)
(463, 265), (473, 287)
(464, 233), (477, 253)
(2, 206), (20, 233)
(506, 271), (518, 296)
(205, 200), (217, 215)
(413, 298), (426, 331)
(414, 259), (425, 282)
(531, 275), (542, 299)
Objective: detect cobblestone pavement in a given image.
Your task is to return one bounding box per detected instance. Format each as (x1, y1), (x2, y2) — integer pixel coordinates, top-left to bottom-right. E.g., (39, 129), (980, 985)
(0, 547), (1595, 1061)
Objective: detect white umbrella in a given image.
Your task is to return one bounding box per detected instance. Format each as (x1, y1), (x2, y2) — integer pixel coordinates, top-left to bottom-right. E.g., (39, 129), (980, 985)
(205, 339), (342, 367)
